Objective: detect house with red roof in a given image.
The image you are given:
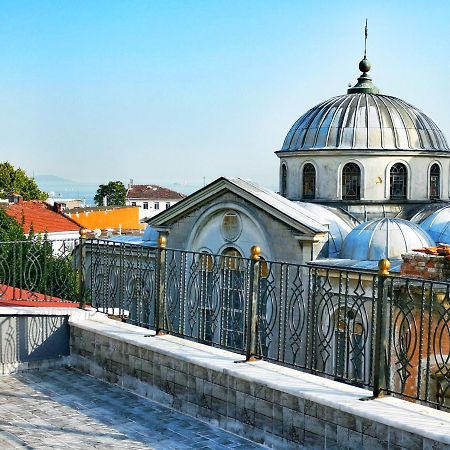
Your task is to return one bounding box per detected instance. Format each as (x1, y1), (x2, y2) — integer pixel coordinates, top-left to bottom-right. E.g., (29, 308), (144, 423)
(125, 183), (186, 221)
(5, 199), (81, 243)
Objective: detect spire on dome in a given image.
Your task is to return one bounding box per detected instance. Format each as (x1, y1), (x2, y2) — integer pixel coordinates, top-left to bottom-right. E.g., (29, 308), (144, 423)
(347, 20), (380, 95)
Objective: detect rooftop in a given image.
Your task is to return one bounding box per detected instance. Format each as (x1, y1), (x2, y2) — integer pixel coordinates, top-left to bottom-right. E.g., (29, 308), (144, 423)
(0, 367), (261, 449)
(5, 201), (81, 234)
(127, 185), (186, 201)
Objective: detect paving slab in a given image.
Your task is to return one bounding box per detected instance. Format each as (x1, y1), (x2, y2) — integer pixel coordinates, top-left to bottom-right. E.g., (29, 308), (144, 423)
(0, 368), (265, 449)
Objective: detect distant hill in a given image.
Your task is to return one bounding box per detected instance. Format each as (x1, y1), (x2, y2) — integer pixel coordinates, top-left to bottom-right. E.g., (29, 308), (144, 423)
(34, 175), (78, 185)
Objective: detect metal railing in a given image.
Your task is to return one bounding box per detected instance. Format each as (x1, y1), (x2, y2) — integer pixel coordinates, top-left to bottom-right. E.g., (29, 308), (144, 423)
(83, 237), (449, 411)
(0, 238), (81, 303)
(1, 234), (449, 410)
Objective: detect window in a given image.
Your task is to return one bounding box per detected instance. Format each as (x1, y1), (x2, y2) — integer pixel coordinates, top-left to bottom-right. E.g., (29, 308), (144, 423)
(302, 163), (316, 199)
(165, 202), (171, 209)
(154, 202), (159, 210)
(390, 163), (407, 199)
(281, 164), (287, 197)
(430, 164), (440, 200)
(131, 202), (136, 206)
(342, 163), (361, 200)
(143, 202), (148, 209)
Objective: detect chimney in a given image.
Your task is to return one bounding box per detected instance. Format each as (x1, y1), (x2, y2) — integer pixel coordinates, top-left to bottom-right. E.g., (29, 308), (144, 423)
(53, 202), (62, 213)
(103, 195), (108, 207)
(128, 179), (134, 189)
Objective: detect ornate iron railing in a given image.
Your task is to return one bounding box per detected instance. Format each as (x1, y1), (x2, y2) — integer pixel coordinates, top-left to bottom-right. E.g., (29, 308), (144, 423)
(85, 241), (449, 411)
(1, 236), (448, 410)
(0, 238), (81, 303)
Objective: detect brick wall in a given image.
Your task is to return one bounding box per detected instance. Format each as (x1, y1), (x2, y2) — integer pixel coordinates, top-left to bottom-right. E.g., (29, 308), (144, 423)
(400, 253), (450, 280)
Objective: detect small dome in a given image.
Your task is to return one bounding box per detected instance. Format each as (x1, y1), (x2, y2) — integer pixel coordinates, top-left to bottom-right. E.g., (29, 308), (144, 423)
(295, 202), (353, 258)
(281, 94), (449, 152)
(143, 226), (159, 243)
(340, 218), (435, 261)
(416, 205), (450, 244)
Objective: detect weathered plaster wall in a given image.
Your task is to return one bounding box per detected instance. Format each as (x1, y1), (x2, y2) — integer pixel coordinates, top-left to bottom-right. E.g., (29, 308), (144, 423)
(162, 191), (315, 264)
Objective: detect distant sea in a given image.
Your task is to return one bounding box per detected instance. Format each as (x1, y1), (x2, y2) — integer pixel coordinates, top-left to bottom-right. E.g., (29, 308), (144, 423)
(35, 175), (202, 207)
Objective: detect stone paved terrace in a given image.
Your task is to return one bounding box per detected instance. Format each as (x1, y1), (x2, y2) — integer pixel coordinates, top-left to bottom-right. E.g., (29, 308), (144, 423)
(0, 367), (265, 449)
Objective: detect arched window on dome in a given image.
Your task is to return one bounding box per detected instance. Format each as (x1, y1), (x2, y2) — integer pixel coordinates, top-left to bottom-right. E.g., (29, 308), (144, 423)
(430, 164), (440, 200)
(302, 163), (316, 199)
(280, 164), (287, 197)
(390, 163), (407, 200)
(342, 163), (361, 200)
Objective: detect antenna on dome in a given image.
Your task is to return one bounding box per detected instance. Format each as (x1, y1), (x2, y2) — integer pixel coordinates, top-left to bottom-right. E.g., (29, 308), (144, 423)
(364, 19), (368, 59)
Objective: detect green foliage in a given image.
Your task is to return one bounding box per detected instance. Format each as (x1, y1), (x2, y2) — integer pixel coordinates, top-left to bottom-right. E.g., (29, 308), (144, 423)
(0, 208), (24, 241)
(0, 162), (47, 201)
(0, 231), (80, 302)
(94, 180), (127, 206)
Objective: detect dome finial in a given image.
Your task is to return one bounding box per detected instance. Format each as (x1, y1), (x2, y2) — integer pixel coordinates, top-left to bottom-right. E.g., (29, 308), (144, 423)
(364, 18), (368, 59)
(347, 19), (380, 94)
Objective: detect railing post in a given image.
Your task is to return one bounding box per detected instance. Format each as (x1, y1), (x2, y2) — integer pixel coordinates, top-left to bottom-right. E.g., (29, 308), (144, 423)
(373, 258), (390, 398)
(246, 245), (261, 361)
(78, 228), (87, 309)
(155, 234), (167, 336)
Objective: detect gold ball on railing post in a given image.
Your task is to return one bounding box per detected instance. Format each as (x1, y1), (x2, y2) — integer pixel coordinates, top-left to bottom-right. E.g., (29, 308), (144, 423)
(158, 235), (167, 249)
(378, 258), (390, 276)
(250, 245), (261, 261)
(79, 228), (87, 239)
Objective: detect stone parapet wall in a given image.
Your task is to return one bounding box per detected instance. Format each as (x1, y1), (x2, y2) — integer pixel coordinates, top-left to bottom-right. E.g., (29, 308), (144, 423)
(401, 252), (450, 280)
(69, 315), (450, 450)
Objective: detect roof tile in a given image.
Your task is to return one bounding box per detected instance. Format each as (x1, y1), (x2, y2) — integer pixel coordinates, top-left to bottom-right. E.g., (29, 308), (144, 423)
(5, 201), (81, 234)
(126, 185), (186, 200)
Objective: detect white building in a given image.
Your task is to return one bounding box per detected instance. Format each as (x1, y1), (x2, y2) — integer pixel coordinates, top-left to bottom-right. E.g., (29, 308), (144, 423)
(125, 184), (186, 222)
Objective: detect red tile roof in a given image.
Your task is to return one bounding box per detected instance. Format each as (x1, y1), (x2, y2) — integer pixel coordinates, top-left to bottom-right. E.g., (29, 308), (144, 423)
(5, 201), (81, 234)
(126, 184), (186, 200)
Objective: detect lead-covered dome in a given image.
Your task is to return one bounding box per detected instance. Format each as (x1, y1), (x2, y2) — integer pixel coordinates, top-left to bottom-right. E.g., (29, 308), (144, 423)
(282, 94), (449, 152)
(415, 205), (450, 245)
(281, 57), (449, 152)
(340, 218), (435, 261)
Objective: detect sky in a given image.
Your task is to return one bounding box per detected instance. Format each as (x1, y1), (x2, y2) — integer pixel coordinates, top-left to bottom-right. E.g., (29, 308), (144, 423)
(0, 0), (449, 191)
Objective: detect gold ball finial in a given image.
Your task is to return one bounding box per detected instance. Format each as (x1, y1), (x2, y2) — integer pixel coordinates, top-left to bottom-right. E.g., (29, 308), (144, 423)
(79, 228), (88, 239)
(250, 245), (261, 260)
(378, 258), (390, 276)
(158, 235), (167, 249)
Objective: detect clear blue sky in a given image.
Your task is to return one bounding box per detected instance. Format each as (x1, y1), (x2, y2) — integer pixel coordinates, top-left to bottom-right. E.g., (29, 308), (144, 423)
(0, 0), (449, 190)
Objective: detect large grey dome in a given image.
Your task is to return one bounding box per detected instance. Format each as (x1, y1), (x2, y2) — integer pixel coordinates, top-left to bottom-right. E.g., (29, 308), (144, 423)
(340, 218), (435, 261)
(282, 93), (449, 152)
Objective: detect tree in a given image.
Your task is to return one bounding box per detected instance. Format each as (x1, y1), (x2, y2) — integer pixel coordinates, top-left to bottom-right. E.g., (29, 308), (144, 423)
(0, 208), (24, 241)
(0, 162), (47, 201)
(94, 181), (127, 206)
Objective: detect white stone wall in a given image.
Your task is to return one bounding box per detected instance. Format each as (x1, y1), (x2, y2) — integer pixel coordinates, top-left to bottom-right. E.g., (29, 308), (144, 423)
(279, 152), (450, 201)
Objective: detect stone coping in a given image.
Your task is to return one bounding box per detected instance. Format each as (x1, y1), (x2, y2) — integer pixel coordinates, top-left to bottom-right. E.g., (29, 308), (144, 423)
(0, 306), (98, 318)
(69, 313), (450, 445)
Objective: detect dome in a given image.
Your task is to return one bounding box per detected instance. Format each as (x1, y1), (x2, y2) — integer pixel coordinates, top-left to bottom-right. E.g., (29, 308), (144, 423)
(282, 93), (449, 152)
(340, 218), (435, 261)
(416, 205), (450, 245)
(143, 225), (159, 243)
(294, 202), (353, 258)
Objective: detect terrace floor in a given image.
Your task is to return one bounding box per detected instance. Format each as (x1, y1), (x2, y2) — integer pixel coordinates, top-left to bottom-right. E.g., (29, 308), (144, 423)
(0, 368), (265, 449)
